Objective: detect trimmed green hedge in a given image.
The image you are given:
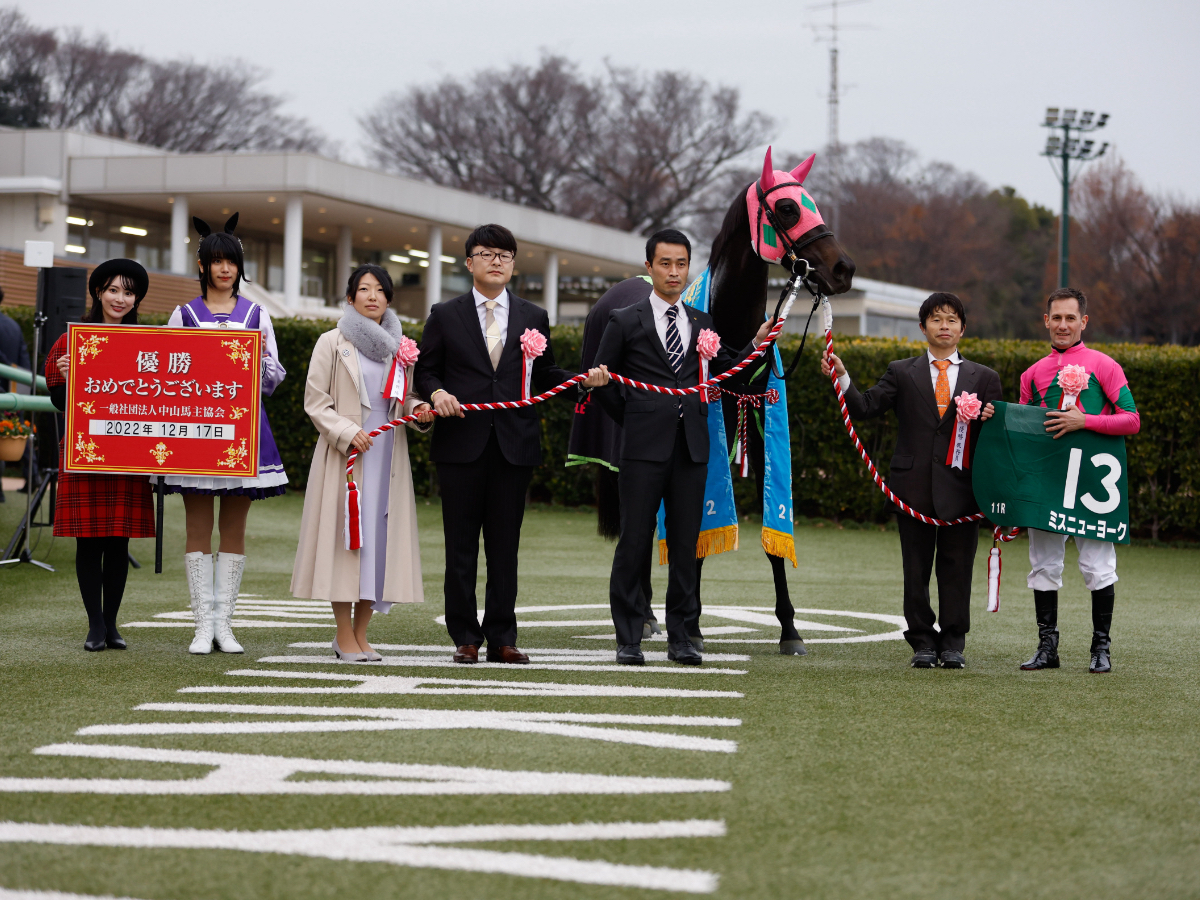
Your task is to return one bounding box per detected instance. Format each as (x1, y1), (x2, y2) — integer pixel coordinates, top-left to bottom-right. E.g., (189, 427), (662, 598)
(5, 306), (1196, 539)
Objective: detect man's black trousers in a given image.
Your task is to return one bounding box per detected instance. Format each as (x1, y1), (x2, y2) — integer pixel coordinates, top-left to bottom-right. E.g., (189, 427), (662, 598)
(610, 424), (705, 646)
(437, 430), (532, 649)
(895, 515), (979, 653)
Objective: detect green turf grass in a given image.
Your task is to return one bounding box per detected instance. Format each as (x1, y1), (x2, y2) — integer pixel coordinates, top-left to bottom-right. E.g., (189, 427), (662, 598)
(0, 491), (1197, 899)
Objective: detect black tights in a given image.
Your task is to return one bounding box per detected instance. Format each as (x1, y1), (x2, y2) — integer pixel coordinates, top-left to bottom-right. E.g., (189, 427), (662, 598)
(76, 536), (130, 638)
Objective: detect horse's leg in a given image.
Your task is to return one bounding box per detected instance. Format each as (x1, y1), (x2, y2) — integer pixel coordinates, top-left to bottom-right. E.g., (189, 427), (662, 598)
(748, 407), (806, 655)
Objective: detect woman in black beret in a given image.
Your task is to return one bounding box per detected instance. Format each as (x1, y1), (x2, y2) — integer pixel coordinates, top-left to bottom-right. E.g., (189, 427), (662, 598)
(45, 258), (154, 651)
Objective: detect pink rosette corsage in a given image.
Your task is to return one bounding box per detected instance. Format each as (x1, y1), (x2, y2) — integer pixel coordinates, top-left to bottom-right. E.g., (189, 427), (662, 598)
(946, 391), (982, 471)
(519, 327), (548, 400)
(1057, 363), (1089, 410)
(695, 327), (721, 401)
(383, 335), (422, 400)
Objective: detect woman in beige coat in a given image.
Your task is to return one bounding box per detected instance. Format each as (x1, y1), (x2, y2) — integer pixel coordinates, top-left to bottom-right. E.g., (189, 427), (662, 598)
(291, 264), (434, 661)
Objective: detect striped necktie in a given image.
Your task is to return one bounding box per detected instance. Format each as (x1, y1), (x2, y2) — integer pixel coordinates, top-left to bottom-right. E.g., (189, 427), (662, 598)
(664, 306), (684, 373)
(484, 300), (503, 370)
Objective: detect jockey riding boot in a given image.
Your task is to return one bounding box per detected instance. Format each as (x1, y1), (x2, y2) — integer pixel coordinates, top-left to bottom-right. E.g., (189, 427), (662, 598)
(186, 551), (215, 655)
(1089, 584), (1114, 673)
(1020, 590), (1060, 670)
(212, 551), (246, 654)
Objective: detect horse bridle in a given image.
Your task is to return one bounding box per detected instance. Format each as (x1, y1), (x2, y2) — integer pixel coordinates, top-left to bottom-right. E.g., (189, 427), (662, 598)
(753, 180), (836, 380)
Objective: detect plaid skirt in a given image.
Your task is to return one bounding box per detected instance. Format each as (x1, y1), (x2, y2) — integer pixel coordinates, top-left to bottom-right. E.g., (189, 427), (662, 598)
(53, 450), (155, 539)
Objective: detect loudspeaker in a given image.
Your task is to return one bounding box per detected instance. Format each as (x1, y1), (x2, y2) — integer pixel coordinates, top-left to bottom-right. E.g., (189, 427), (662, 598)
(37, 266), (88, 357)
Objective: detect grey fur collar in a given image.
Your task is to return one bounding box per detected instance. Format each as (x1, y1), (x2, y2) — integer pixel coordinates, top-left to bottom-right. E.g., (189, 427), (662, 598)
(337, 303), (405, 362)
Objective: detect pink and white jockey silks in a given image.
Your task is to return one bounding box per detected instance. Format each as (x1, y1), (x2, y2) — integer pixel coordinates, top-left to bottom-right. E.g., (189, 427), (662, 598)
(1020, 342), (1140, 437)
(745, 146), (827, 264)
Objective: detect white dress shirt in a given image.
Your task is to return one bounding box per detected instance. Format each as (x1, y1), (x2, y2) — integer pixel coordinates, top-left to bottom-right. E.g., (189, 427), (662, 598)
(473, 287), (510, 346)
(837, 349), (962, 397)
(649, 291), (691, 360)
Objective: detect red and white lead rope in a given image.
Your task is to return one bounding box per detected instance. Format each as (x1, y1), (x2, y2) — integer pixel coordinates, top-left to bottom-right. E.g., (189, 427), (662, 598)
(819, 298), (1019, 611)
(344, 287), (806, 549)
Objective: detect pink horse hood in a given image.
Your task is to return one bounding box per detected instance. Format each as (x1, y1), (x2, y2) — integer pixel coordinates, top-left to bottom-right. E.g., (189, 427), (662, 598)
(746, 146), (826, 263)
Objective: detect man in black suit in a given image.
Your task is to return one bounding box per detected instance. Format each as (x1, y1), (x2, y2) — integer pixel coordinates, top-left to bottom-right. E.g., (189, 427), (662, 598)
(594, 230), (774, 666)
(822, 292), (1002, 669)
(415, 223), (609, 664)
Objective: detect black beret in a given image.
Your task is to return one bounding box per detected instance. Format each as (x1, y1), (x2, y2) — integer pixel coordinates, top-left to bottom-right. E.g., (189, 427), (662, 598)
(88, 258), (149, 303)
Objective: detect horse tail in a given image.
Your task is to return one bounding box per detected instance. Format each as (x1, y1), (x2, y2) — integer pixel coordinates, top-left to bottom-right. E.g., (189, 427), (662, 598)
(595, 467), (621, 541)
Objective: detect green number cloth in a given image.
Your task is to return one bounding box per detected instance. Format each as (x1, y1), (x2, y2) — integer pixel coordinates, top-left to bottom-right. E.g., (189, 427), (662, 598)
(972, 402), (1129, 544)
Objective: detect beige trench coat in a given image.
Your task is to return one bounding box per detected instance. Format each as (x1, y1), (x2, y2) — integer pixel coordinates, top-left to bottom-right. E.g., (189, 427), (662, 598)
(290, 327), (428, 604)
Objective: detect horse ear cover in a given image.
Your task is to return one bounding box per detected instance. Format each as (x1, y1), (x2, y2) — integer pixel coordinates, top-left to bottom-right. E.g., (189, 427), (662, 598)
(746, 147), (826, 263)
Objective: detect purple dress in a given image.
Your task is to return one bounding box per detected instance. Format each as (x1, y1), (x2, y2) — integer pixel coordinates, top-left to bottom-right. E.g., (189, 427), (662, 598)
(160, 296), (288, 499)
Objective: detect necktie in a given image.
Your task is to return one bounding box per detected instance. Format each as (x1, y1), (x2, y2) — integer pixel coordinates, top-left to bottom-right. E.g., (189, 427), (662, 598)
(483, 300), (502, 370)
(664, 306), (684, 373)
(933, 359), (951, 416)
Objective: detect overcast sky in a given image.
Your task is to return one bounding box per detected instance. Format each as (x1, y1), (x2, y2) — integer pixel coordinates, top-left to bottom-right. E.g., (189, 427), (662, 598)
(16, 0), (1200, 209)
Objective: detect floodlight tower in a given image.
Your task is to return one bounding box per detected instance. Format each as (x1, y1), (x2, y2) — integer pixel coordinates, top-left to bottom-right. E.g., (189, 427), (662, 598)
(1041, 107), (1109, 287)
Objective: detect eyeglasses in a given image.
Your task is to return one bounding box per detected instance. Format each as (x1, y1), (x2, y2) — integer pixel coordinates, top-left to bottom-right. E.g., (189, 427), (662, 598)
(470, 250), (515, 264)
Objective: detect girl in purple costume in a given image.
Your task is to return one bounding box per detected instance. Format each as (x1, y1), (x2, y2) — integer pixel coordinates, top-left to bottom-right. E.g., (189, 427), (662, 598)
(168, 213), (288, 656)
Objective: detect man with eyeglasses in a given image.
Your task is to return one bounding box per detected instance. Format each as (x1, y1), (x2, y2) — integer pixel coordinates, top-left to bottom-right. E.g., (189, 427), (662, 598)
(415, 223), (609, 665)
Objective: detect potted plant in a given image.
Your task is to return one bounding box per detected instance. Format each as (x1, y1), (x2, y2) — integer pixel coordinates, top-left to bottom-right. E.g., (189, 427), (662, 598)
(0, 417), (34, 461)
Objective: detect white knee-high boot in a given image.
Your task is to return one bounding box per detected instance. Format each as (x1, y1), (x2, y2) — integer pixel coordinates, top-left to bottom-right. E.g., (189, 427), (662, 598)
(212, 551), (246, 654)
(186, 551), (215, 655)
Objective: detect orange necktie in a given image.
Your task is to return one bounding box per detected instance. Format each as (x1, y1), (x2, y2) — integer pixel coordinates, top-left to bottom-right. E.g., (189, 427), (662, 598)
(933, 359), (951, 416)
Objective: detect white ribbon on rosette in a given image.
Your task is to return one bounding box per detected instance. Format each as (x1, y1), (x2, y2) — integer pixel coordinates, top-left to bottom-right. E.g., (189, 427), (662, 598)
(519, 327), (547, 400)
(1057, 363), (1089, 410)
(946, 391), (982, 470)
(381, 335), (421, 402)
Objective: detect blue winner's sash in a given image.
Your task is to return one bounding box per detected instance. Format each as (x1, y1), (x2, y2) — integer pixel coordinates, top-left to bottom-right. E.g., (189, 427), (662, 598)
(760, 345), (796, 565)
(656, 269), (739, 562)
(655, 270), (795, 565)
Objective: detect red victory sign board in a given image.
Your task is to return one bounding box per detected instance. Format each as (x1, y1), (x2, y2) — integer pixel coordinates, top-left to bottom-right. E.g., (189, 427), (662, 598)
(64, 324), (261, 478)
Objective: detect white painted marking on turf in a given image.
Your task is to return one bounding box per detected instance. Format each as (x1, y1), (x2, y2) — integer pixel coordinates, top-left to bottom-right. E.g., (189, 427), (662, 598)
(286, 644), (751, 662)
(255, 655), (747, 674)
(77, 705), (740, 753)
(122, 621), (332, 629)
(0, 744), (730, 797)
(179, 670), (743, 698)
(0, 891), (144, 900)
(0, 821), (722, 893)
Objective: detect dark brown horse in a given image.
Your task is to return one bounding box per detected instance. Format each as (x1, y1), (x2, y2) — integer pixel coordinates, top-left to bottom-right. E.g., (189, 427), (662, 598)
(575, 148), (854, 653)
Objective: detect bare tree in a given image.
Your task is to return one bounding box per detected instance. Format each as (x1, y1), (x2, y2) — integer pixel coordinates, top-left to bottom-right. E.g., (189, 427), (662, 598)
(0, 6), (328, 153)
(363, 55), (595, 211)
(568, 66), (774, 233)
(362, 55), (773, 234)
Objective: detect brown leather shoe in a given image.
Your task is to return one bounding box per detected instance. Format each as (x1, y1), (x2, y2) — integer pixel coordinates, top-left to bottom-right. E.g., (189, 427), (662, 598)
(486, 645), (530, 664)
(452, 644), (479, 664)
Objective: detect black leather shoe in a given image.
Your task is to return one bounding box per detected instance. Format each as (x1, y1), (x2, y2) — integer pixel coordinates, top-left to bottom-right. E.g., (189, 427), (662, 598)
(939, 650), (966, 669)
(616, 644), (645, 665)
(84, 627), (107, 652)
(667, 640), (702, 666)
(105, 627), (127, 650)
(686, 634), (704, 652)
(910, 649), (937, 668)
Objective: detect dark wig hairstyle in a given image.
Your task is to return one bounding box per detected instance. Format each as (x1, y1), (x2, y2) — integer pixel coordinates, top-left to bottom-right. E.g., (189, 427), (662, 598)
(85, 273), (145, 324)
(918, 292), (967, 328)
(1046, 286), (1087, 316)
(464, 223), (518, 258)
(346, 264), (394, 304)
(646, 228), (691, 262)
(195, 214), (248, 299)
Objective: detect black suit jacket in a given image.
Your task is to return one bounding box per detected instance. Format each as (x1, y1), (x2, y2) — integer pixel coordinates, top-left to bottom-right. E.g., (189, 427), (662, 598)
(843, 354), (1003, 521)
(414, 291), (574, 466)
(593, 298), (752, 464)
